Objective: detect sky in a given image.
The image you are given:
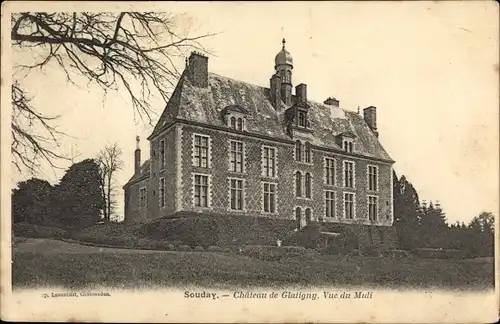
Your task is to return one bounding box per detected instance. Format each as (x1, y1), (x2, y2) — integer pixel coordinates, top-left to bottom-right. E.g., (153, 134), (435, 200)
(8, 1), (499, 224)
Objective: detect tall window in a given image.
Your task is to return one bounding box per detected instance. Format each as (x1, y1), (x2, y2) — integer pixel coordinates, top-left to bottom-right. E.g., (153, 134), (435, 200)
(368, 165), (378, 191)
(295, 207), (302, 229)
(159, 178), (165, 208)
(295, 140), (302, 161)
(194, 174), (209, 207)
(343, 161), (355, 188)
(305, 208), (312, 224)
(304, 142), (311, 163)
(263, 182), (276, 213)
(262, 146), (276, 177)
(230, 140), (244, 173)
(298, 112), (306, 127)
(139, 187), (147, 208)
(159, 139), (165, 169)
(305, 172), (312, 198)
(230, 117), (236, 130)
(230, 179), (243, 210)
(368, 196), (378, 221)
(325, 190), (335, 218)
(194, 135), (209, 168)
(325, 158), (335, 185)
(237, 118), (243, 131)
(295, 171), (302, 197)
(344, 192), (355, 219)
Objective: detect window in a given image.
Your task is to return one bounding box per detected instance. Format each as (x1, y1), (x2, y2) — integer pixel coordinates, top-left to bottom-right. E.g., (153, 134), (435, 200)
(295, 207), (302, 229)
(325, 158), (335, 185)
(298, 112), (306, 127)
(237, 118), (243, 131)
(368, 165), (378, 191)
(305, 172), (312, 198)
(230, 179), (244, 210)
(304, 142), (311, 163)
(344, 192), (355, 219)
(263, 182), (276, 213)
(194, 135), (209, 168)
(262, 146), (276, 177)
(159, 139), (165, 169)
(159, 178), (165, 208)
(139, 187), (147, 208)
(343, 161), (355, 188)
(230, 117), (236, 129)
(305, 208), (311, 224)
(194, 174), (209, 207)
(295, 171), (302, 197)
(325, 190), (335, 218)
(295, 140), (302, 161)
(305, 208), (312, 224)
(368, 196), (378, 221)
(343, 140), (354, 153)
(230, 140), (244, 173)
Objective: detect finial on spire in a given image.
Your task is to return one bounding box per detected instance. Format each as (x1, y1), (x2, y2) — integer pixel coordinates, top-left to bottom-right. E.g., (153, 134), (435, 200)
(282, 38), (286, 49)
(136, 135), (140, 150)
(357, 106), (360, 114)
(185, 57), (188, 67)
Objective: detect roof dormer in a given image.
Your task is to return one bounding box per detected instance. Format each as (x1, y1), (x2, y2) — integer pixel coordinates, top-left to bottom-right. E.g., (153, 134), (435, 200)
(221, 105), (249, 131)
(337, 131), (356, 153)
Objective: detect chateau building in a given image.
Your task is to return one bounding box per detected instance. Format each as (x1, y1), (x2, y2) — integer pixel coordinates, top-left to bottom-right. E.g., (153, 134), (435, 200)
(123, 39), (397, 248)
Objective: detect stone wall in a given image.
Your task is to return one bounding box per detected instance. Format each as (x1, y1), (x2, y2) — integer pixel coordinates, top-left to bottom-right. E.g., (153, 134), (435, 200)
(178, 123), (393, 226)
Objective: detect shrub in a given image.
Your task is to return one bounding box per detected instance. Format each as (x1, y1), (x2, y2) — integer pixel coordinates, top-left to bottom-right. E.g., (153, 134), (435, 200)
(13, 223), (68, 239)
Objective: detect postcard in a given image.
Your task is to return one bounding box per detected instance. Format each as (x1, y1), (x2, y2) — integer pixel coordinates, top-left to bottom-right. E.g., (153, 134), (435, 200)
(1, 1), (498, 323)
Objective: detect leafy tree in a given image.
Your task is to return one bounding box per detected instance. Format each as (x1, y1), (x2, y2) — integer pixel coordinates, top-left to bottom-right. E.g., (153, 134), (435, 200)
(393, 172), (422, 249)
(54, 158), (104, 230)
(11, 12), (213, 174)
(11, 178), (56, 226)
(96, 143), (124, 223)
(467, 212), (494, 257)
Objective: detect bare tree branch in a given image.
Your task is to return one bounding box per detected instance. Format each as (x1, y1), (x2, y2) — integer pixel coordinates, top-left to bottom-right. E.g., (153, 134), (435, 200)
(96, 143), (124, 222)
(11, 12), (216, 175)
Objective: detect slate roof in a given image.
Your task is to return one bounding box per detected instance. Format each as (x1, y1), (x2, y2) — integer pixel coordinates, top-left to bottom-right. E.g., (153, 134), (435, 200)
(123, 159), (150, 188)
(170, 72), (392, 161)
(127, 70), (393, 187)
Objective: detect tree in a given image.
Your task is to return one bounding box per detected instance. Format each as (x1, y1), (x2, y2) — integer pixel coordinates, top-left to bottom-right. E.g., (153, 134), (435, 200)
(467, 212), (494, 257)
(393, 172), (422, 249)
(11, 178), (56, 226)
(55, 158), (104, 230)
(96, 143), (124, 223)
(11, 12), (213, 174)
(419, 201), (448, 247)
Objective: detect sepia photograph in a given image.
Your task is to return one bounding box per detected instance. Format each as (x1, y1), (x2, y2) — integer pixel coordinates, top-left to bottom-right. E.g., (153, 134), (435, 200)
(1, 1), (498, 323)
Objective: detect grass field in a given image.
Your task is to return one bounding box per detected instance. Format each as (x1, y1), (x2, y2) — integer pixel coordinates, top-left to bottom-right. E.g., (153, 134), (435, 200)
(12, 239), (494, 290)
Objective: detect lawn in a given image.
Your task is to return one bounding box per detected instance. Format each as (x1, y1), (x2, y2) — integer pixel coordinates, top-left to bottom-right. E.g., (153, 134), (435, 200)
(12, 239), (494, 290)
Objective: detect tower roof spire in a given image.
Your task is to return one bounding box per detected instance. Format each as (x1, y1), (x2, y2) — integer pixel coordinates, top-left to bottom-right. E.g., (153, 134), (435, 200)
(282, 38), (286, 49)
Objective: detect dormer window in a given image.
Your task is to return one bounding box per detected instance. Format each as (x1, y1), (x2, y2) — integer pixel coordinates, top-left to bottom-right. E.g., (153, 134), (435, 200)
(337, 132), (356, 154)
(343, 140), (354, 153)
(298, 112), (306, 127)
(222, 105), (249, 132)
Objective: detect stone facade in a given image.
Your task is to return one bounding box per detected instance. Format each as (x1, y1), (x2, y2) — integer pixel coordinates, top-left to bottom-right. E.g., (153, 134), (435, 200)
(123, 40), (397, 249)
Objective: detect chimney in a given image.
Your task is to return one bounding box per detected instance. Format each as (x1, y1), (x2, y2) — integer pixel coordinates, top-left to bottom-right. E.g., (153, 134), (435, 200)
(281, 83), (292, 106)
(188, 52), (208, 87)
(363, 106), (379, 137)
(270, 73), (282, 110)
(324, 97), (339, 107)
(134, 135), (141, 174)
(296, 83), (307, 103)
